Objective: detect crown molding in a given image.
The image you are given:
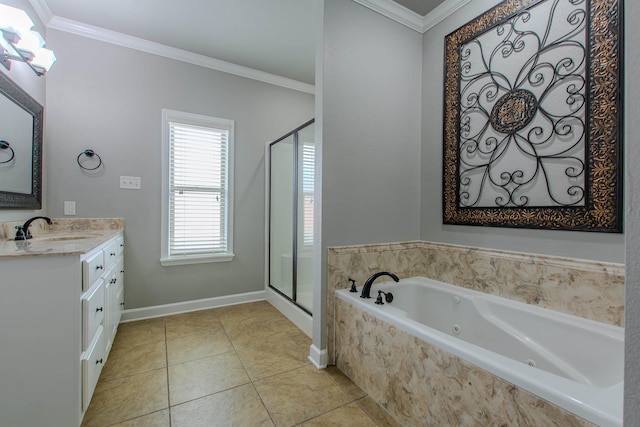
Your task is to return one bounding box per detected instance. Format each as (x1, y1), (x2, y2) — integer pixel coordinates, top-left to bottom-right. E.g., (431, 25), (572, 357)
(46, 16), (315, 94)
(352, 0), (424, 32)
(28, 0), (53, 27)
(421, 0), (472, 32)
(352, 0), (472, 33)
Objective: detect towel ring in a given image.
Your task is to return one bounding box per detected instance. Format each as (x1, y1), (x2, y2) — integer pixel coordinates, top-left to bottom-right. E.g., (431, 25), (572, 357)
(0, 140), (15, 164)
(77, 149), (102, 170)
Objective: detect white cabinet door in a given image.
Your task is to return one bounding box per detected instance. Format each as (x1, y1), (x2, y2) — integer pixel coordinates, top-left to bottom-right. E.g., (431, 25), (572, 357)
(82, 326), (105, 412)
(82, 279), (105, 351)
(116, 257), (125, 325)
(82, 251), (105, 292)
(103, 267), (117, 354)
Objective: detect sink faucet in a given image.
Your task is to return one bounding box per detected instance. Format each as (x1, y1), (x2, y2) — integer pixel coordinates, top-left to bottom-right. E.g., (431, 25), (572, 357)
(15, 216), (52, 240)
(360, 271), (399, 299)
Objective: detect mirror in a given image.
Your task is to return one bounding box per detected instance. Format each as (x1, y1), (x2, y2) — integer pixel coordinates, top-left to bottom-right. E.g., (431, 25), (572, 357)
(0, 72), (43, 209)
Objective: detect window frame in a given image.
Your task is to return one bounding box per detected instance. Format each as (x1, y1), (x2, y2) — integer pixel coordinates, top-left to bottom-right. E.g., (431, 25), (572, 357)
(160, 109), (235, 266)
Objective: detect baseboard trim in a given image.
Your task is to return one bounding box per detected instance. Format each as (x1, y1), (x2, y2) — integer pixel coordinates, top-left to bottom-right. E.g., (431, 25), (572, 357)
(266, 287), (313, 338)
(308, 344), (328, 369)
(121, 290), (267, 322)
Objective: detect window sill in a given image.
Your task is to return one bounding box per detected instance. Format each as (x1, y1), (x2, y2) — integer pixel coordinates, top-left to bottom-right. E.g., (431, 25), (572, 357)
(160, 253), (235, 266)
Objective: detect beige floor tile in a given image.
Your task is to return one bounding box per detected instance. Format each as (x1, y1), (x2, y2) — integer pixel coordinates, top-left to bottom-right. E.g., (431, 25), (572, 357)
(237, 337), (310, 381)
(215, 301), (284, 328)
(167, 328), (234, 366)
(100, 340), (167, 381)
(355, 396), (403, 427)
(115, 318), (166, 348)
(169, 352), (250, 406)
(165, 309), (221, 339)
(299, 402), (378, 426)
(224, 317), (306, 351)
(84, 303), (391, 427)
(81, 368), (168, 427)
(171, 384), (274, 427)
(323, 366), (366, 400)
(254, 365), (354, 427)
(109, 409), (170, 426)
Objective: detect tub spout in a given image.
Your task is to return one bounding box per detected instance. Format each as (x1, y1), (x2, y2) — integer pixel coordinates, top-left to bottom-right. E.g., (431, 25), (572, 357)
(360, 271), (399, 299)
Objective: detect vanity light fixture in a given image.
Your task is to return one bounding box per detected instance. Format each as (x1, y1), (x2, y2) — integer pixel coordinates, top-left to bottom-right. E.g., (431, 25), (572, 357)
(0, 4), (55, 76)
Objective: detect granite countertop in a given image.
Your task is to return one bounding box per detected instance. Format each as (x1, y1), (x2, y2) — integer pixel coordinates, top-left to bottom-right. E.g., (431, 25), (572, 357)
(0, 218), (124, 258)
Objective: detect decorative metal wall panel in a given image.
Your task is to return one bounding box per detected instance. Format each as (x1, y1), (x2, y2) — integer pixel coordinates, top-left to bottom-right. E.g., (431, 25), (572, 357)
(442, 0), (623, 232)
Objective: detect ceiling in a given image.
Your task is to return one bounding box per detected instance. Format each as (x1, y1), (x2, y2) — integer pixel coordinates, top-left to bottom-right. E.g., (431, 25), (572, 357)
(37, 0), (446, 87)
(393, 0), (446, 16)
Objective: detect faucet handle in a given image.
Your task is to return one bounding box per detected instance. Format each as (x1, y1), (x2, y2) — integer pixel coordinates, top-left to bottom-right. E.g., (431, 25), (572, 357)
(375, 290), (384, 305)
(348, 278), (357, 293)
(14, 226), (26, 241)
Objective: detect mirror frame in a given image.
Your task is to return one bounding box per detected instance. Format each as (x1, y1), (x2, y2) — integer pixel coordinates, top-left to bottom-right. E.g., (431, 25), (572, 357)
(0, 71), (43, 209)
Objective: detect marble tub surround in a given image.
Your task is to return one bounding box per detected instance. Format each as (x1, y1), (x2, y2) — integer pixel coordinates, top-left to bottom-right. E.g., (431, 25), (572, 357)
(420, 242), (624, 327)
(327, 242), (425, 366)
(0, 218), (124, 258)
(327, 241), (624, 365)
(334, 298), (596, 427)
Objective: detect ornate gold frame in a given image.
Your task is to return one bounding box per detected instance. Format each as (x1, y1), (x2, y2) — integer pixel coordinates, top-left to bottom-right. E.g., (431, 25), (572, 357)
(442, 0), (623, 232)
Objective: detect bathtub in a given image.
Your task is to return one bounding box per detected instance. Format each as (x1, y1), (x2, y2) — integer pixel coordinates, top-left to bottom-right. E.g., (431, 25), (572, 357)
(335, 276), (623, 426)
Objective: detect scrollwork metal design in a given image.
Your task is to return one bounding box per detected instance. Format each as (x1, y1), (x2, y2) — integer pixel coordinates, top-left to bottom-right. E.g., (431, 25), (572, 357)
(459, 0), (587, 208)
(442, 0), (622, 232)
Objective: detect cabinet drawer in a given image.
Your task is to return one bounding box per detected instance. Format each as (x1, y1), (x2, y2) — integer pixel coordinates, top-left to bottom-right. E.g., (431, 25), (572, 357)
(104, 240), (119, 269)
(82, 326), (105, 412)
(116, 235), (124, 256)
(82, 279), (105, 351)
(82, 250), (105, 292)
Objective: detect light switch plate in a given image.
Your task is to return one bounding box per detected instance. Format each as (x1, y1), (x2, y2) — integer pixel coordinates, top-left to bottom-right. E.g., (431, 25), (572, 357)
(120, 176), (141, 190)
(64, 201), (76, 215)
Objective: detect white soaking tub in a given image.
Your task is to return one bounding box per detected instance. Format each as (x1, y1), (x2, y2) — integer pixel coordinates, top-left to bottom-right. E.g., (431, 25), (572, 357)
(336, 276), (623, 426)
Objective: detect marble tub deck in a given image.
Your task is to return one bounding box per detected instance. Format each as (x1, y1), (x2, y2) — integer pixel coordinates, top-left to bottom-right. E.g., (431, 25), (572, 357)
(81, 301), (401, 427)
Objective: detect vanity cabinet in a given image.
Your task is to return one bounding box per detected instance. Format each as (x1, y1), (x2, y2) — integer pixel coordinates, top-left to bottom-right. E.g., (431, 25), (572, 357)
(0, 230), (124, 427)
(80, 233), (124, 411)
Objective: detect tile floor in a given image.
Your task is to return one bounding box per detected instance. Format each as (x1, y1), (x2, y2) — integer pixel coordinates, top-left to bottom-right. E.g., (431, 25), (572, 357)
(81, 301), (402, 427)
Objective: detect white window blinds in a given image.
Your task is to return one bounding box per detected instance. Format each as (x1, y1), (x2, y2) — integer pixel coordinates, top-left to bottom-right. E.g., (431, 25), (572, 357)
(302, 143), (315, 247)
(162, 110), (234, 265)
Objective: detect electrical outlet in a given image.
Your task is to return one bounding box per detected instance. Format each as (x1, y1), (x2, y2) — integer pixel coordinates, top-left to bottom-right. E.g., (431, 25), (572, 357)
(120, 176), (141, 190)
(64, 201), (76, 215)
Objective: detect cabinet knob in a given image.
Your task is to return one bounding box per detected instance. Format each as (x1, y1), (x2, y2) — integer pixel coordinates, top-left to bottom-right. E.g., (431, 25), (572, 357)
(96, 358), (103, 365)
(96, 265), (103, 270)
(110, 252), (116, 256)
(120, 302), (125, 306)
(96, 307), (103, 312)
(111, 278), (117, 284)
(120, 244), (124, 247)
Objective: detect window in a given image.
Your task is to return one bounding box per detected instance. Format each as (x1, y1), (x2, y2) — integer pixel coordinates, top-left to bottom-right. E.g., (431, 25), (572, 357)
(301, 143), (314, 247)
(161, 109), (234, 266)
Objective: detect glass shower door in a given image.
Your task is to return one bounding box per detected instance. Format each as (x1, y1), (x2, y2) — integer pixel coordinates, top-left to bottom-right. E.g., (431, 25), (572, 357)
(295, 123), (315, 312)
(269, 135), (295, 300)
(268, 119), (315, 315)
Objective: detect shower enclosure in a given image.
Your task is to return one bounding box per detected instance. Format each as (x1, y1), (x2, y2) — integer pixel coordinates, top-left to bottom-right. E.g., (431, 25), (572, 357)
(266, 119), (315, 331)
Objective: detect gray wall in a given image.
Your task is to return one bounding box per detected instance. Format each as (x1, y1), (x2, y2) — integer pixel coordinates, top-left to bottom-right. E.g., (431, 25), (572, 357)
(316, 0), (423, 347)
(624, 0), (640, 421)
(0, 0), (46, 222)
(420, 0), (624, 263)
(45, 30), (314, 309)
(320, 0), (422, 248)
